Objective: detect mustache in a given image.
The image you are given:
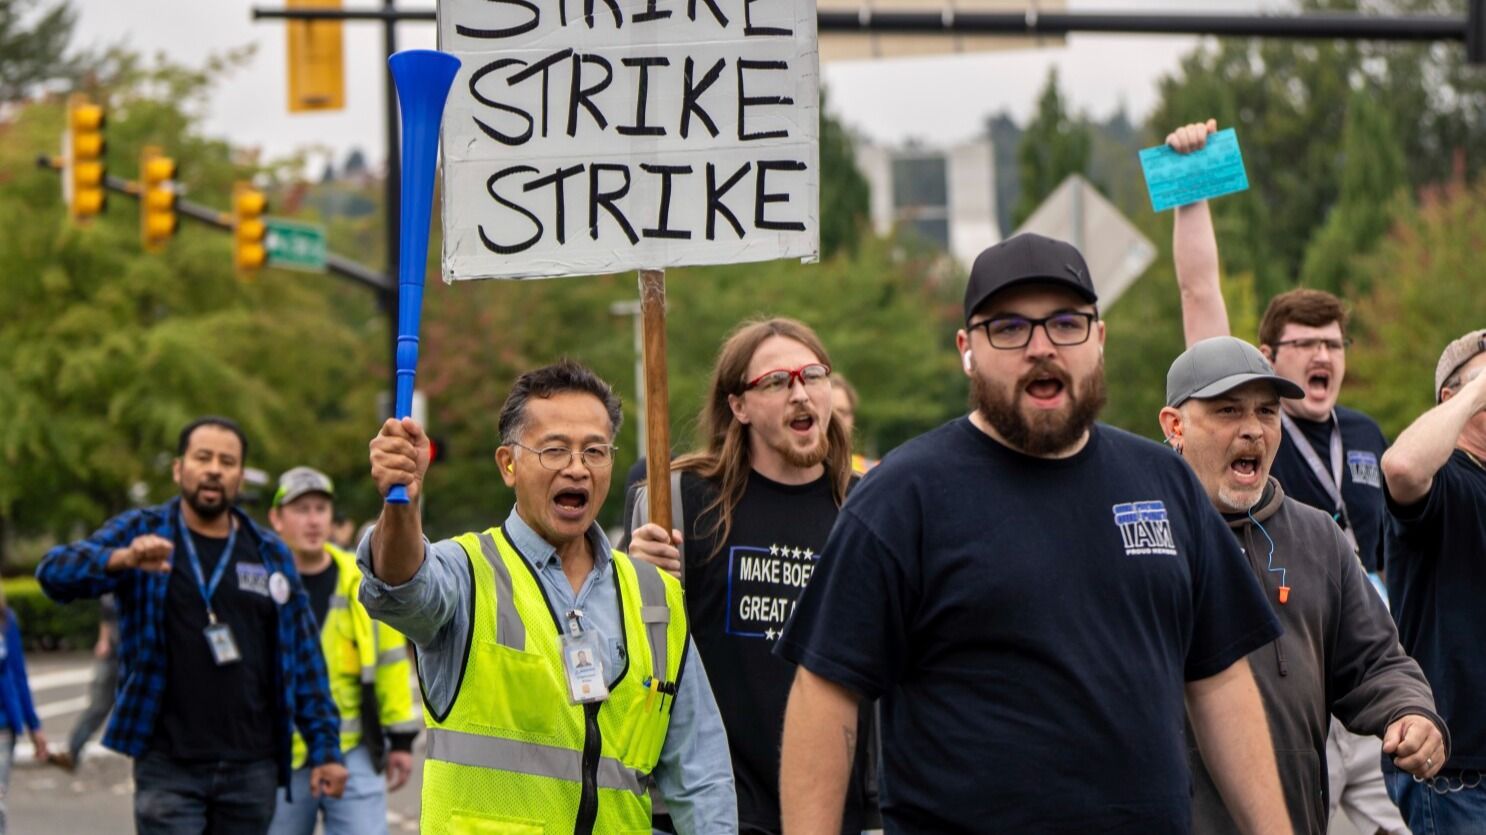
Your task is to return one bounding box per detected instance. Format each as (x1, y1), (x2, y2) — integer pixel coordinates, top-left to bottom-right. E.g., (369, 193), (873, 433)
(1017, 360), (1071, 390)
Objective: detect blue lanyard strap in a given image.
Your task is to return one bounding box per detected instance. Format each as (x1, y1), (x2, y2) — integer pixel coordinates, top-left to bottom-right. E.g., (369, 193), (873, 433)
(178, 511), (238, 621)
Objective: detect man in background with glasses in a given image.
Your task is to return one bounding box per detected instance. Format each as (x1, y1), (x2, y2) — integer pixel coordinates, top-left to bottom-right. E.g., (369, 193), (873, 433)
(627, 318), (874, 835)
(357, 360), (736, 834)
(778, 233), (1290, 833)
(1168, 119), (1401, 834)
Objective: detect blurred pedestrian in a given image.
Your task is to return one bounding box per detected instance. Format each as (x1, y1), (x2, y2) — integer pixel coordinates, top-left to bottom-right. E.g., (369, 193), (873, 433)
(1379, 329), (1486, 830)
(0, 584), (48, 835)
(267, 467), (420, 835)
(359, 361), (736, 834)
(47, 593), (118, 772)
(329, 514), (357, 551)
(37, 416), (347, 834)
(829, 373), (876, 475)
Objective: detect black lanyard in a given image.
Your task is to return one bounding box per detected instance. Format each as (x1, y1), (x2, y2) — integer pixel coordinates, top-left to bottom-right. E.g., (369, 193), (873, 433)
(1281, 411), (1360, 554)
(178, 511), (239, 625)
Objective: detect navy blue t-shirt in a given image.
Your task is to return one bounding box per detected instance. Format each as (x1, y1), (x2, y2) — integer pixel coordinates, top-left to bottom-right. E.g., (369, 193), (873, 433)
(1271, 407), (1388, 572)
(776, 418), (1281, 833)
(1384, 449), (1486, 769)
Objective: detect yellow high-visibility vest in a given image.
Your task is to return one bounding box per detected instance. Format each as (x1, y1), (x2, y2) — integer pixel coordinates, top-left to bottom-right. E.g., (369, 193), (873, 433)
(420, 527), (688, 835)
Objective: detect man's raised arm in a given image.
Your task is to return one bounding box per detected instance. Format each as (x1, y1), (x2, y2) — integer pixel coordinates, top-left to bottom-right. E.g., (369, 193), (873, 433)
(1169, 119), (1232, 347)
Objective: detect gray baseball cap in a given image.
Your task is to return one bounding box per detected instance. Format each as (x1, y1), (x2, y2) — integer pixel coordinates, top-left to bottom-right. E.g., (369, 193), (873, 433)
(1434, 329), (1486, 402)
(1166, 336), (1305, 407)
(273, 466), (335, 508)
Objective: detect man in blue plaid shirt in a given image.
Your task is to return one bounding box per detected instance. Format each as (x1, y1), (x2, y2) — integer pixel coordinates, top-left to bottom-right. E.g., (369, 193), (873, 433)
(38, 417), (347, 834)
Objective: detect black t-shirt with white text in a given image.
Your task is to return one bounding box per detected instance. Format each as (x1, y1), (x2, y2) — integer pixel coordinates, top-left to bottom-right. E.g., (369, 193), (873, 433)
(777, 419), (1282, 833)
(670, 469), (870, 835)
(1272, 406), (1388, 572)
(152, 525), (279, 762)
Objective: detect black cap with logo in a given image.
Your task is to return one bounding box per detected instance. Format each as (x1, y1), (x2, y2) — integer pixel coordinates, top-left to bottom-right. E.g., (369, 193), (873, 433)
(964, 233), (1098, 322)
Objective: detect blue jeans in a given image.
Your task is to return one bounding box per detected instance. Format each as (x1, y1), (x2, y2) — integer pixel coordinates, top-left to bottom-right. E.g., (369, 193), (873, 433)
(1384, 764), (1486, 834)
(268, 745), (387, 835)
(134, 751), (278, 835)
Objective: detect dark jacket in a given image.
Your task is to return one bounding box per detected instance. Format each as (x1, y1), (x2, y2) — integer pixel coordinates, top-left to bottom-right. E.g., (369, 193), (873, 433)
(1189, 478), (1446, 835)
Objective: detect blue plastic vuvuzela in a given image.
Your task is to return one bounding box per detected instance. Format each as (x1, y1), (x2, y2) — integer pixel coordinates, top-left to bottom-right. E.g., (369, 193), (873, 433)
(385, 49), (461, 505)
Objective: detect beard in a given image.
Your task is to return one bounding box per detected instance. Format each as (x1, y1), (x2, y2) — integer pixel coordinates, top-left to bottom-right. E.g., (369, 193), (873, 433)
(183, 481), (233, 520)
(973, 358), (1108, 456)
(778, 430), (829, 469)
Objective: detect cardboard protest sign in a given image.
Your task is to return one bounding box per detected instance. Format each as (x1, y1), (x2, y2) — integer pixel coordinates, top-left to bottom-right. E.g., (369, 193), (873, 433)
(438, 0), (821, 280)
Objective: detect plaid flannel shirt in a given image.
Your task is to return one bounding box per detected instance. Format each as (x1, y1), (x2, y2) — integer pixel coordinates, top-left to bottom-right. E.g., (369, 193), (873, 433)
(36, 497), (342, 787)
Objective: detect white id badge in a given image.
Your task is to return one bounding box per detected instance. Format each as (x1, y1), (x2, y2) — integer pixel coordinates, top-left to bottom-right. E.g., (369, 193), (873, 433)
(204, 622), (242, 665)
(560, 630), (609, 705)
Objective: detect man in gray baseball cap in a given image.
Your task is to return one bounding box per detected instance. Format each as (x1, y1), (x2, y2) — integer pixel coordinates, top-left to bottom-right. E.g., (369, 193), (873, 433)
(1376, 327), (1486, 831)
(1160, 336), (1446, 835)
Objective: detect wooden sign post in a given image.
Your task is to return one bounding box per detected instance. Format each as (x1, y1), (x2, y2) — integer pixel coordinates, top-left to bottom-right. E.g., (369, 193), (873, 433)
(639, 269), (672, 523)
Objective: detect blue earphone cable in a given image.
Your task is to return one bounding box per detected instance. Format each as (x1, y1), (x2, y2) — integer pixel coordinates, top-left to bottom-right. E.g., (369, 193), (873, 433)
(1247, 506), (1286, 588)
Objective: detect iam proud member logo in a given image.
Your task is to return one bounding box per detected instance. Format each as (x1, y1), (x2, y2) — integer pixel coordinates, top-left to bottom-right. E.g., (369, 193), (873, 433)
(1112, 501), (1179, 556)
(1347, 450), (1382, 488)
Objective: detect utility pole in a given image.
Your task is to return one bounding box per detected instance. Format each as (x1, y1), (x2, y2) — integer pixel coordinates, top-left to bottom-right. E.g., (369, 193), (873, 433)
(382, 0), (401, 409)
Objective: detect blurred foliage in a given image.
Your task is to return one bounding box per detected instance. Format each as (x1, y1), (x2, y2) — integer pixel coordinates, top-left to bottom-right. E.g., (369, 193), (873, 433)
(1014, 68), (1093, 228)
(3, 576), (98, 650)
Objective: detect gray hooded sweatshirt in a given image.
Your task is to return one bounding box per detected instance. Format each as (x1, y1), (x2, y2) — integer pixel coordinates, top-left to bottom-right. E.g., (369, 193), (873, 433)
(1189, 478), (1447, 834)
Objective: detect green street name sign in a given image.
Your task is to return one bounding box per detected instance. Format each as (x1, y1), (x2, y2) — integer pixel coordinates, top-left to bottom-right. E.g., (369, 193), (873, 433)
(265, 218), (327, 272)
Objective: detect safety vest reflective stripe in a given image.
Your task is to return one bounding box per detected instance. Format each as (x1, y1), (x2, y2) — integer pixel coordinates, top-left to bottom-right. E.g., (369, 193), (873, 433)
(329, 594), (349, 611)
(425, 727), (646, 797)
(477, 532), (527, 652)
(631, 561), (670, 683)
(377, 646), (407, 666)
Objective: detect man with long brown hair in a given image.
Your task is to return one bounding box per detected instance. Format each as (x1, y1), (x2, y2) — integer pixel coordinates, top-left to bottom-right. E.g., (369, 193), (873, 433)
(627, 317), (871, 835)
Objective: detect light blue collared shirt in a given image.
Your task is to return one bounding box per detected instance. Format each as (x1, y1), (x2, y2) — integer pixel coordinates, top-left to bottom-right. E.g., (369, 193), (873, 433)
(357, 509), (737, 834)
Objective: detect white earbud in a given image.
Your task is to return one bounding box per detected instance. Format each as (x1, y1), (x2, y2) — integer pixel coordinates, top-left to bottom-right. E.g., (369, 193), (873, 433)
(962, 350), (973, 373)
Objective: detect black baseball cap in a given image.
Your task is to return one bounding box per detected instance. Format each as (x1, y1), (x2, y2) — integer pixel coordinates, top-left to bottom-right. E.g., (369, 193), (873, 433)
(964, 233), (1098, 322)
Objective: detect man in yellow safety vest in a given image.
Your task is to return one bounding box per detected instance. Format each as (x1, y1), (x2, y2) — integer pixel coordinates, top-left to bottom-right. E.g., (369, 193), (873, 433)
(267, 466), (421, 835)
(358, 360), (737, 834)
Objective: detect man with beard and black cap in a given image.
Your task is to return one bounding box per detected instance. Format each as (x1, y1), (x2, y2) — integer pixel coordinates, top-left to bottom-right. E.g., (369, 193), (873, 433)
(38, 417), (346, 833)
(626, 318), (875, 835)
(776, 234), (1291, 834)
(1159, 337), (1446, 835)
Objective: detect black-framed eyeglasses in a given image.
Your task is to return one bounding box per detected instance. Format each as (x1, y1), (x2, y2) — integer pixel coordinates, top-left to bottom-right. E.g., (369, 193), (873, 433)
(744, 363), (832, 394)
(506, 442), (616, 470)
(969, 311), (1098, 350)
(1271, 337), (1352, 353)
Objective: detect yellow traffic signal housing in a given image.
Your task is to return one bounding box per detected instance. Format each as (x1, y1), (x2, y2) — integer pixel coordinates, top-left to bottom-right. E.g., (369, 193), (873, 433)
(233, 182), (269, 279)
(139, 146), (177, 253)
(287, 0), (345, 112)
(66, 95), (107, 222)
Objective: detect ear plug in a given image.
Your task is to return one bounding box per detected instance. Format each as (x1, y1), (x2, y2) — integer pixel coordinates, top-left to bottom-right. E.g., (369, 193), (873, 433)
(506, 464), (514, 473)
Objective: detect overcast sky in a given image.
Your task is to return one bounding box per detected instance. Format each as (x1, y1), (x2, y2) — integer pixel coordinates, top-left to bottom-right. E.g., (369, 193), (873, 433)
(70, 0), (1285, 173)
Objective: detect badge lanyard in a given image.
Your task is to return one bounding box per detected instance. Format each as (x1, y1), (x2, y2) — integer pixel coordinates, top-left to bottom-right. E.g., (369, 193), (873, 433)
(178, 510), (239, 625)
(1281, 411), (1360, 554)
(178, 512), (245, 665)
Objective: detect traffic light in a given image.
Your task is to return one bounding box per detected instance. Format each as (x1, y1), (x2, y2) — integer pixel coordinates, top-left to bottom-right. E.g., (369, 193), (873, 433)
(233, 181), (268, 279)
(65, 94), (107, 222)
(139, 146), (177, 253)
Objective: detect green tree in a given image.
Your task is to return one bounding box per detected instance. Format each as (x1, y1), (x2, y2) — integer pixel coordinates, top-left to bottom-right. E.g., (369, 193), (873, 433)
(0, 52), (382, 561)
(1341, 179), (1486, 440)
(1013, 68), (1091, 228)
(818, 89), (871, 258)
(0, 0), (86, 102)
(1299, 88), (1409, 295)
